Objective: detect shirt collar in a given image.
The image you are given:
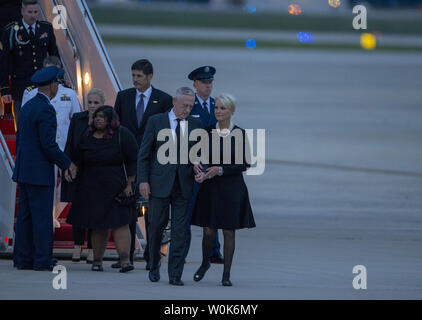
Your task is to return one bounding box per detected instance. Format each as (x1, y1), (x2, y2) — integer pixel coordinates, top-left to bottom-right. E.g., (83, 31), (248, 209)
(22, 19), (36, 32)
(169, 109), (186, 122)
(137, 86), (152, 100)
(216, 121), (234, 133)
(196, 94), (210, 107)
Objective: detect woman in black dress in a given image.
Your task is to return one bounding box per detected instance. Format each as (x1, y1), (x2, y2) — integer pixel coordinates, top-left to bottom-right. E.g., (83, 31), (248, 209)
(66, 106), (138, 272)
(61, 88), (105, 263)
(191, 93), (256, 286)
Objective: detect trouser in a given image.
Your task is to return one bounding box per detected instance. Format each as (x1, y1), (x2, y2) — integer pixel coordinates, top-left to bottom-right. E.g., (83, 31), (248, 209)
(184, 182), (221, 259)
(13, 183), (55, 268)
(129, 210), (138, 263)
(148, 176), (189, 279)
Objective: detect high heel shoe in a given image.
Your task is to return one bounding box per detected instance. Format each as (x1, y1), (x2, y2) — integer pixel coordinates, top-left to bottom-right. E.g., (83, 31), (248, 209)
(193, 262), (211, 282)
(86, 249), (94, 264)
(91, 264), (103, 272)
(119, 263), (134, 273)
(222, 273), (232, 286)
(72, 245), (81, 262)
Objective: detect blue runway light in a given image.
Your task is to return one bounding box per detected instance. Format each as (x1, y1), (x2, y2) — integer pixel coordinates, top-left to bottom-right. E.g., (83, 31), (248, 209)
(297, 32), (314, 43)
(243, 5), (257, 13)
(246, 39), (257, 49)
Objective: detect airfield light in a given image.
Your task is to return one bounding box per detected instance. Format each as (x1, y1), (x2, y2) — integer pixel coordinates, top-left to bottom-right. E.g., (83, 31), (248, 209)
(288, 4), (302, 15)
(328, 0), (341, 8)
(360, 33), (376, 50)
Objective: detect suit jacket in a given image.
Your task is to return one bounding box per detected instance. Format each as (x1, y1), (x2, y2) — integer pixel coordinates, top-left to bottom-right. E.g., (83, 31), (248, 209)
(12, 93), (71, 186)
(114, 86), (173, 147)
(0, 20), (60, 100)
(189, 95), (217, 128)
(60, 111), (89, 202)
(137, 112), (203, 199)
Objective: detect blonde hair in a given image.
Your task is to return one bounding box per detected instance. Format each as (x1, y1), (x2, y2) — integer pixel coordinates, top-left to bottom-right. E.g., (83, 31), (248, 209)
(87, 88), (106, 105)
(216, 93), (237, 112)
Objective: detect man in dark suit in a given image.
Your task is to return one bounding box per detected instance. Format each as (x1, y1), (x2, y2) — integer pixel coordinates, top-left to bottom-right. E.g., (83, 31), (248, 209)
(184, 66), (224, 264)
(12, 66), (77, 271)
(137, 87), (202, 286)
(0, 0), (60, 117)
(114, 59), (173, 268)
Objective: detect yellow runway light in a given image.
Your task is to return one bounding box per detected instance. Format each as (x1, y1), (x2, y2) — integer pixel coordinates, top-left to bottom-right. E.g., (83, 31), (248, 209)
(360, 33), (376, 50)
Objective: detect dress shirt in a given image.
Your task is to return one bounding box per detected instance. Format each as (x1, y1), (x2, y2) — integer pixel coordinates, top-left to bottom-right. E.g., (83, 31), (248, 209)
(168, 108), (187, 141)
(22, 19), (36, 35)
(136, 86), (152, 113)
(196, 95), (211, 114)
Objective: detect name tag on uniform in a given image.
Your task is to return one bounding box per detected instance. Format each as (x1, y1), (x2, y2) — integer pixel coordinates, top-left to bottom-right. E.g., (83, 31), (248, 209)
(191, 114), (200, 118)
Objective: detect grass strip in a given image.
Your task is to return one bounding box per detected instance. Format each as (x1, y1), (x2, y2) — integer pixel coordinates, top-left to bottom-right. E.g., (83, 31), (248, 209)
(102, 35), (422, 53)
(91, 6), (422, 35)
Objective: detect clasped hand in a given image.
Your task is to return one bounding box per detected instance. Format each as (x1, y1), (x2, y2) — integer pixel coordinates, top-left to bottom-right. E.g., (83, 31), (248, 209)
(64, 162), (78, 182)
(194, 163), (219, 183)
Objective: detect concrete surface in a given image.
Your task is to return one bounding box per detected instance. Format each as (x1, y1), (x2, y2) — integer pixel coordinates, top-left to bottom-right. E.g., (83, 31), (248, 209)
(0, 45), (421, 299)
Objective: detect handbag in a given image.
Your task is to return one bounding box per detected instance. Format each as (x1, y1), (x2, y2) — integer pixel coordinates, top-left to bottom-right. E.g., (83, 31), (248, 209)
(114, 129), (138, 208)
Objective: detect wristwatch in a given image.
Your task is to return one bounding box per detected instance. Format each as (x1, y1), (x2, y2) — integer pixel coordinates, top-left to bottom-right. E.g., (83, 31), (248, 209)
(218, 166), (223, 176)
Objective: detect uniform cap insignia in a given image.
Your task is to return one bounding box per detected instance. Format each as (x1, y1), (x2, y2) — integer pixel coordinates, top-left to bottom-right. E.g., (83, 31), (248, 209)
(204, 67), (210, 73)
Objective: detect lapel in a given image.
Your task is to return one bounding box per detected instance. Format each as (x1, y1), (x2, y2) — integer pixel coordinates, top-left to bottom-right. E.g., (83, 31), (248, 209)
(209, 97), (216, 125)
(140, 86), (158, 129)
(127, 88), (138, 129)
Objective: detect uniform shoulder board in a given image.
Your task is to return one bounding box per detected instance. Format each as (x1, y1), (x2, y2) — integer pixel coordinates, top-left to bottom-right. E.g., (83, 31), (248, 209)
(39, 20), (53, 26)
(26, 85), (36, 92)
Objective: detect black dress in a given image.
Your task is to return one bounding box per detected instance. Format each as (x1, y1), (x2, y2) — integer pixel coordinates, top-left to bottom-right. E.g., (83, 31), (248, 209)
(191, 125), (256, 230)
(66, 126), (138, 229)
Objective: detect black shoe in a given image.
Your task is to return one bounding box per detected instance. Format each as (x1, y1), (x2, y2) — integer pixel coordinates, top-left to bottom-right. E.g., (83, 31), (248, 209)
(210, 253), (224, 264)
(222, 274), (232, 286)
(111, 261), (121, 269)
(91, 265), (104, 272)
(193, 262), (211, 282)
(16, 265), (33, 270)
(169, 278), (184, 286)
(34, 265), (54, 271)
(120, 263), (134, 273)
(148, 270), (160, 282)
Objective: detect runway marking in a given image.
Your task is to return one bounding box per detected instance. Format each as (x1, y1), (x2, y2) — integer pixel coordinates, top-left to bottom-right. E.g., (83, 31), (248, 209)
(267, 159), (422, 178)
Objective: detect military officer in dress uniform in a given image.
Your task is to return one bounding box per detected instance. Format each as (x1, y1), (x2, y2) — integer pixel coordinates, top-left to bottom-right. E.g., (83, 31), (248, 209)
(183, 66), (224, 264)
(22, 56), (81, 230)
(0, 0), (59, 118)
(12, 66), (77, 271)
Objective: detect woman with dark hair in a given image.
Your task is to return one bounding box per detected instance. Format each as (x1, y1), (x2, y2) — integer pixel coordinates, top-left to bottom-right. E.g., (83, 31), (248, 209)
(66, 106), (139, 272)
(61, 88), (106, 263)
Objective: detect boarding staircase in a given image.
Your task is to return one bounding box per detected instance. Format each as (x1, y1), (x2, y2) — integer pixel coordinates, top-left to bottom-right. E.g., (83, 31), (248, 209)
(0, 0), (122, 254)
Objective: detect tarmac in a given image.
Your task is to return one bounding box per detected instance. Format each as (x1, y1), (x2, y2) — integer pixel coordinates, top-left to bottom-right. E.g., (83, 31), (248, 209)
(1, 45), (421, 300)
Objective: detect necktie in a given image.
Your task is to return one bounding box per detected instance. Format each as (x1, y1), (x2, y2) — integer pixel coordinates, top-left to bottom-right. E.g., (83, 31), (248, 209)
(28, 26), (35, 41)
(203, 101), (210, 119)
(136, 94), (145, 128)
(176, 119), (181, 164)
